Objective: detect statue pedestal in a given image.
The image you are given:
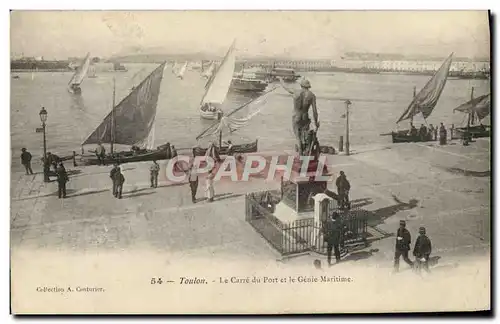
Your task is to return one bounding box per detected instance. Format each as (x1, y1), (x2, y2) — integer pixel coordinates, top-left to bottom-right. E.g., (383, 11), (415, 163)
(274, 156), (331, 223)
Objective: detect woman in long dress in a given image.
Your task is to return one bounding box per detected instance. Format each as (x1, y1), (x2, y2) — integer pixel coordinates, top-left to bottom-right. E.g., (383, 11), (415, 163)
(205, 168), (215, 202)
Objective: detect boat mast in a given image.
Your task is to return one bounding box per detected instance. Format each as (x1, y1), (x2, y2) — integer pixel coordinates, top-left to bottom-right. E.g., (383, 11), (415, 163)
(411, 86), (416, 126)
(468, 87), (475, 127)
(111, 77), (116, 154)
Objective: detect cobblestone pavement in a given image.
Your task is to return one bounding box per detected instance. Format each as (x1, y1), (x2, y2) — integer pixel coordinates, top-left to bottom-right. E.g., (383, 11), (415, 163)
(11, 139), (490, 268)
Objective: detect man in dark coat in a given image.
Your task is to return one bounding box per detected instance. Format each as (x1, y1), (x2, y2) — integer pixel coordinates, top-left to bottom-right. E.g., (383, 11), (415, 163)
(336, 171), (351, 209)
(150, 160), (160, 188)
(113, 167), (125, 199)
(109, 163), (120, 196)
(188, 162), (199, 203)
(20, 148), (33, 175)
(439, 123), (447, 145)
(394, 220), (414, 272)
(56, 162), (69, 199)
(324, 213), (342, 266)
(413, 226), (432, 273)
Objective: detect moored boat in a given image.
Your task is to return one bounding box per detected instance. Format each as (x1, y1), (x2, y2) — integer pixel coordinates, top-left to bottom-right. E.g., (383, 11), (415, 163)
(452, 87), (491, 140)
(78, 62), (170, 166)
(386, 53), (454, 143)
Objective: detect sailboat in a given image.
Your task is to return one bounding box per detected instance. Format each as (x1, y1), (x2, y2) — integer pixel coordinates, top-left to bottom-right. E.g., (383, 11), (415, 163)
(88, 64), (97, 78)
(194, 86), (278, 156)
(201, 61), (215, 79)
(79, 62), (172, 165)
(68, 52), (91, 94)
(389, 53), (453, 143)
(176, 62), (188, 80)
(199, 41), (236, 120)
(452, 87), (491, 139)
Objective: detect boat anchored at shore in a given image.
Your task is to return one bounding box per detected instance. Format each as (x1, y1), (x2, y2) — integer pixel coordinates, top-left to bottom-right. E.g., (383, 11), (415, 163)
(199, 40), (236, 120)
(79, 62), (172, 165)
(386, 53), (453, 143)
(452, 87), (491, 140)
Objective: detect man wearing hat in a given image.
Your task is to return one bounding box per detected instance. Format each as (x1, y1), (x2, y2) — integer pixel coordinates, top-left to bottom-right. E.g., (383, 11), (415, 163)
(279, 77), (320, 156)
(20, 148), (33, 175)
(109, 162), (120, 197)
(324, 212), (343, 266)
(394, 220), (414, 272)
(413, 227), (432, 273)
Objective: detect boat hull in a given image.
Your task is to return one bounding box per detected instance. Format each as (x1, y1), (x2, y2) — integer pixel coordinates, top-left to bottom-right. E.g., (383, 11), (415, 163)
(453, 126), (491, 139)
(200, 109), (222, 120)
(79, 148), (170, 166)
(391, 130), (436, 143)
(193, 140), (258, 156)
(230, 78), (268, 92)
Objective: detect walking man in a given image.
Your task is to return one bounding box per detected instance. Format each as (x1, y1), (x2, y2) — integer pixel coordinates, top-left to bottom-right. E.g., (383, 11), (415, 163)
(56, 162), (69, 199)
(336, 171), (351, 209)
(150, 160), (160, 188)
(413, 227), (432, 273)
(20, 148), (33, 175)
(324, 212), (342, 266)
(113, 167), (125, 199)
(109, 163), (120, 196)
(394, 220), (414, 272)
(188, 163), (199, 203)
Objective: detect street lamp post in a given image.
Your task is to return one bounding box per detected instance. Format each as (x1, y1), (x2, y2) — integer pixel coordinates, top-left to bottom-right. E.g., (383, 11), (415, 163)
(344, 100), (352, 156)
(39, 107), (49, 182)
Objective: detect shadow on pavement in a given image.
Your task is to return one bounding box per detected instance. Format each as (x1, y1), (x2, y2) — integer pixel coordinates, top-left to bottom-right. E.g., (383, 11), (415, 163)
(123, 192), (155, 199)
(195, 192), (243, 203)
(445, 167), (490, 177)
(350, 194), (419, 227)
(66, 188), (110, 198)
(342, 248), (380, 262)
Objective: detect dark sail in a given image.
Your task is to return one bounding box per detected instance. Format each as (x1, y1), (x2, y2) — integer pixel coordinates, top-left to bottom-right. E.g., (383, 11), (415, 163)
(396, 53), (453, 123)
(82, 62), (166, 147)
(453, 93), (491, 121)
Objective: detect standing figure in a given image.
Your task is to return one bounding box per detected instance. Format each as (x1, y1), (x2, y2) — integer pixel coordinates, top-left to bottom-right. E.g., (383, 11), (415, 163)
(413, 227), (432, 273)
(335, 171), (351, 210)
(205, 168), (215, 202)
(20, 148), (33, 175)
(95, 142), (106, 166)
(150, 160), (160, 188)
(188, 163), (199, 203)
(226, 140), (234, 156)
(428, 124), (435, 141)
(279, 78), (320, 156)
(113, 167), (125, 199)
(394, 220), (414, 272)
(56, 162), (69, 199)
(109, 163), (120, 196)
(324, 213), (342, 266)
(439, 122), (447, 145)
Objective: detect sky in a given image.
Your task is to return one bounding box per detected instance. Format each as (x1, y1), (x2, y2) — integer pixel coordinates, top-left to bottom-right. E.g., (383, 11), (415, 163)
(10, 10), (491, 60)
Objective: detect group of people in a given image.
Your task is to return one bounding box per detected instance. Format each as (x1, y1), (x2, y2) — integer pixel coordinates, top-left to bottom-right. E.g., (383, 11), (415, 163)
(409, 122), (448, 144)
(394, 220), (433, 273)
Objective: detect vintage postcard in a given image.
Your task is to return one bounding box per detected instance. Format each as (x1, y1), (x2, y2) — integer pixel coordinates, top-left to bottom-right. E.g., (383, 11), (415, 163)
(10, 10), (491, 314)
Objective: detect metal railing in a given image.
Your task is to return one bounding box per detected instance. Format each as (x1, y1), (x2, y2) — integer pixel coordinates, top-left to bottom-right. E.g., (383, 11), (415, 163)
(246, 191), (369, 256)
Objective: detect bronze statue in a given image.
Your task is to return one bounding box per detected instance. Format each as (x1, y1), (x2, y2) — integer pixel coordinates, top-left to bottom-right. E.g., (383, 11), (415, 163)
(280, 78), (320, 155)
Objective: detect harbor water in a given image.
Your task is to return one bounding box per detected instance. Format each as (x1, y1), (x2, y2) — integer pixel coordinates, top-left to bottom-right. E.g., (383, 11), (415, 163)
(10, 63), (490, 172)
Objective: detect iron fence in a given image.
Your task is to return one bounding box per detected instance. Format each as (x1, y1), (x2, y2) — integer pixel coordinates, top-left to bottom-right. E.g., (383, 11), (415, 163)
(246, 191), (369, 256)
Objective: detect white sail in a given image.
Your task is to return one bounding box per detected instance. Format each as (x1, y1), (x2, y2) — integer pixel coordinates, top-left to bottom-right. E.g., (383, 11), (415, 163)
(69, 52), (91, 86)
(201, 41), (236, 105)
(202, 62), (215, 78)
(177, 62), (187, 78)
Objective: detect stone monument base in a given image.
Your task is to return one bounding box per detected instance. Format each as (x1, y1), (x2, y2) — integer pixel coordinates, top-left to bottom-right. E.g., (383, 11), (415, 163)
(274, 155), (331, 224)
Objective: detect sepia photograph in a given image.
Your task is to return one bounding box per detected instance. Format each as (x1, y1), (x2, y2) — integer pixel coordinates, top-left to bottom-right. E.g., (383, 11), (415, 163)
(9, 10), (491, 314)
